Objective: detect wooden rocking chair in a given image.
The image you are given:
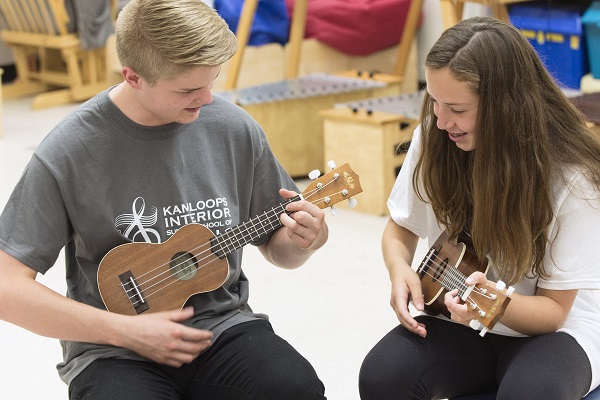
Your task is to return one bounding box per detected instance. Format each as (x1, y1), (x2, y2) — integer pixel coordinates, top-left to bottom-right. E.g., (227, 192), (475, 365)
(0, 0), (111, 109)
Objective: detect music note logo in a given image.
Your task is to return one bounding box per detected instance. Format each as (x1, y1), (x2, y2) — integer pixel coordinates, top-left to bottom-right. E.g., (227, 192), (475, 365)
(115, 197), (162, 243)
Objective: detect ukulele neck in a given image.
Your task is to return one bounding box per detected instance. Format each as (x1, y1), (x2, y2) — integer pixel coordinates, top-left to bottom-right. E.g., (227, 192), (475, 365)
(210, 195), (301, 258)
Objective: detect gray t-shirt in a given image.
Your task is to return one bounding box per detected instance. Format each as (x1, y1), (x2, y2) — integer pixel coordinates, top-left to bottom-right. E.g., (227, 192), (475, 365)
(0, 89), (298, 384)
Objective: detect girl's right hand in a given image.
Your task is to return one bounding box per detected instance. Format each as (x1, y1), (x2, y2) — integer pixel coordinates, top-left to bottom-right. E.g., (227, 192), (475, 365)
(382, 218), (425, 336)
(390, 268), (428, 337)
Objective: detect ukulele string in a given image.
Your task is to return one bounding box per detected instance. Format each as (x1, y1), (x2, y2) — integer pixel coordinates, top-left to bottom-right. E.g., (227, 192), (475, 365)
(124, 182), (326, 291)
(120, 178), (346, 306)
(125, 194), (295, 284)
(131, 182), (350, 304)
(420, 251), (494, 303)
(129, 179), (328, 284)
(126, 177), (337, 289)
(125, 183), (346, 306)
(418, 259), (493, 316)
(420, 250), (468, 293)
(122, 202), (290, 304)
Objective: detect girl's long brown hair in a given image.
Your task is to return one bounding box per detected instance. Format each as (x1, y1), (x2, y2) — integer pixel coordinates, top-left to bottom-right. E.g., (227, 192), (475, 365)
(415, 17), (600, 285)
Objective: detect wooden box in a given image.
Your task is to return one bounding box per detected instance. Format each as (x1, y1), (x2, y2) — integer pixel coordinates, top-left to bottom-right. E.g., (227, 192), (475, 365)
(218, 70), (402, 177)
(321, 92), (423, 215)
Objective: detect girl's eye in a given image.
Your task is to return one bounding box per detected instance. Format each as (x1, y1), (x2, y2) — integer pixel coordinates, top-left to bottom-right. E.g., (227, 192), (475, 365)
(181, 90), (195, 94)
(451, 109), (465, 115)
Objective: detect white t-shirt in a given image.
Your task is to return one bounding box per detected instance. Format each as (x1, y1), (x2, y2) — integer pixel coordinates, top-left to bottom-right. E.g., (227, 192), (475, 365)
(388, 125), (600, 391)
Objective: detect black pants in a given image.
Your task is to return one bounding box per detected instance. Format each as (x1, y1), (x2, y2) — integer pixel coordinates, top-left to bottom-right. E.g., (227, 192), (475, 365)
(359, 316), (592, 400)
(69, 320), (326, 400)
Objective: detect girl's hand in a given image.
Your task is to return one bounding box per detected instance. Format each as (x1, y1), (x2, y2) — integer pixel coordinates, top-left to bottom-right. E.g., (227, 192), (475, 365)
(444, 271), (487, 326)
(390, 268), (428, 337)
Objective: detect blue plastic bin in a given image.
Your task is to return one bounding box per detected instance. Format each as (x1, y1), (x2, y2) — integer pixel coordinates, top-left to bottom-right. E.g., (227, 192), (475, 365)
(509, 2), (589, 89)
(583, 2), (600, 79)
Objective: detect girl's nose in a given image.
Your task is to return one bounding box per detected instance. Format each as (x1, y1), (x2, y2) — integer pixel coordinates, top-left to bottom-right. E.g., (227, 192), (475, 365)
(435, 107), (452, 131)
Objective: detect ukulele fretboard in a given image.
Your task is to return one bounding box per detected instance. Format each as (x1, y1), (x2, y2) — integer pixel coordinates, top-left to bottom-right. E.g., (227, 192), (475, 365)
(210, 196), (301, 258)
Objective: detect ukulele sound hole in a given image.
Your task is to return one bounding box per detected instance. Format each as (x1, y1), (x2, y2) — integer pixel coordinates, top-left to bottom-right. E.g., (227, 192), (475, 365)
(170, 252), (198, 281)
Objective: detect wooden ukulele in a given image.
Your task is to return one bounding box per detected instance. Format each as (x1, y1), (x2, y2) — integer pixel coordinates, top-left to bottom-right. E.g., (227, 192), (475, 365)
(417, 230), (514, 336)
(98, 162), (362, 316)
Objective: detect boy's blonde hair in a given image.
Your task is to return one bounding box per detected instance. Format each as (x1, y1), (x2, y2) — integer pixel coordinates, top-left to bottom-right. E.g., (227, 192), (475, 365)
(115, 0), (237, 84)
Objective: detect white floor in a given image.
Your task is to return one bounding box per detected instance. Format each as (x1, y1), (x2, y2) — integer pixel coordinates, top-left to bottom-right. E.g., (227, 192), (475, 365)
(0, 96), (428, 399)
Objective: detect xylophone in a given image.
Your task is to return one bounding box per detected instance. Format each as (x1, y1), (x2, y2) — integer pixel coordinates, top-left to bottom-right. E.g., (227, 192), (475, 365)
(218, 70), (402, 177)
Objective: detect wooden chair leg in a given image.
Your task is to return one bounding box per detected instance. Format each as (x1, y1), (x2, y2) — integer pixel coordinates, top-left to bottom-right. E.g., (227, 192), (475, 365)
(440, 0), (464, 30)
(28, 47), (105, 108)
(31, 89), (73, 109)
(393, 0), (424, 78)
(285, 0), (307, 79)
(492, 4), (510, 22)
(70, 48), (109, 101)
(2, 46), (50, 100)
(224, 0), (259, 90)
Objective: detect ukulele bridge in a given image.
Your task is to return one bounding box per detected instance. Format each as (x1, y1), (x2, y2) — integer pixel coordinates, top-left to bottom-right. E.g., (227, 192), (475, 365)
(118, 271), (149, 314)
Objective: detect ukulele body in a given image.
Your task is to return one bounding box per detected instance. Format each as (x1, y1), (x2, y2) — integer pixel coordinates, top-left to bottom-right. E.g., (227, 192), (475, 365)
(98, 223), (229, 315)
(97, 162), (363, 316)
(418, 230), (489, 318)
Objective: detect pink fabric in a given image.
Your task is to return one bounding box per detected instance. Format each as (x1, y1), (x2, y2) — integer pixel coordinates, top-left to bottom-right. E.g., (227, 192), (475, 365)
(285, 0), (415, 56)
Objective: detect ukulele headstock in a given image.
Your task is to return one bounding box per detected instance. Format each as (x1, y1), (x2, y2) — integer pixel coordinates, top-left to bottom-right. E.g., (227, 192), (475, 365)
(465, 280), (514, 336)
(301, 161), (363, 211)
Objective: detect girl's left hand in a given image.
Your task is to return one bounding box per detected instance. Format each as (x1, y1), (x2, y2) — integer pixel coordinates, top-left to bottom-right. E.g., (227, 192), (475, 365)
(444, 271), (488, 326)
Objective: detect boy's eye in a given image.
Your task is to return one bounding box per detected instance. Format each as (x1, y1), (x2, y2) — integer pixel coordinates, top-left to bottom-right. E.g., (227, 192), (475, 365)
(181, 90), (195, 94)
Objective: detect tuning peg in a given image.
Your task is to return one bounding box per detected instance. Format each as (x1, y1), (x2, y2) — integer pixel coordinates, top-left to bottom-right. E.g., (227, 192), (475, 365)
(330, 206), (338, 216)
(479, 327), (488, 337)
(347, 198), (357, 208)
(308, 169), (321, 180)
(469, 319), (481, 330)
(327, 160), (337, 170)
(506, 286), (515, 296)
(496, 280), (506, 291)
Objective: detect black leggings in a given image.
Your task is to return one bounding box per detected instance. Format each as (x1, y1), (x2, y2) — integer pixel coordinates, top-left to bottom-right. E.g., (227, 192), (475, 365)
(359, 316), (592, 400)
(69, 320), (326, 400)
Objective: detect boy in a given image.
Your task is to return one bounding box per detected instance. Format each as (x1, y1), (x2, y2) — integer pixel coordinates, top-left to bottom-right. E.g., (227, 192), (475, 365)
(0, 1), (328, 398)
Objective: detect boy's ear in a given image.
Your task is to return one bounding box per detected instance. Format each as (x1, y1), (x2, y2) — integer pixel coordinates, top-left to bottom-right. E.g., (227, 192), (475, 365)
(121, 66), (143, 89)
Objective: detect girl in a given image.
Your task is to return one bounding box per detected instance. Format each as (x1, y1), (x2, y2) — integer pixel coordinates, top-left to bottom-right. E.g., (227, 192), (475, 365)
(359, 16), (600, 400)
